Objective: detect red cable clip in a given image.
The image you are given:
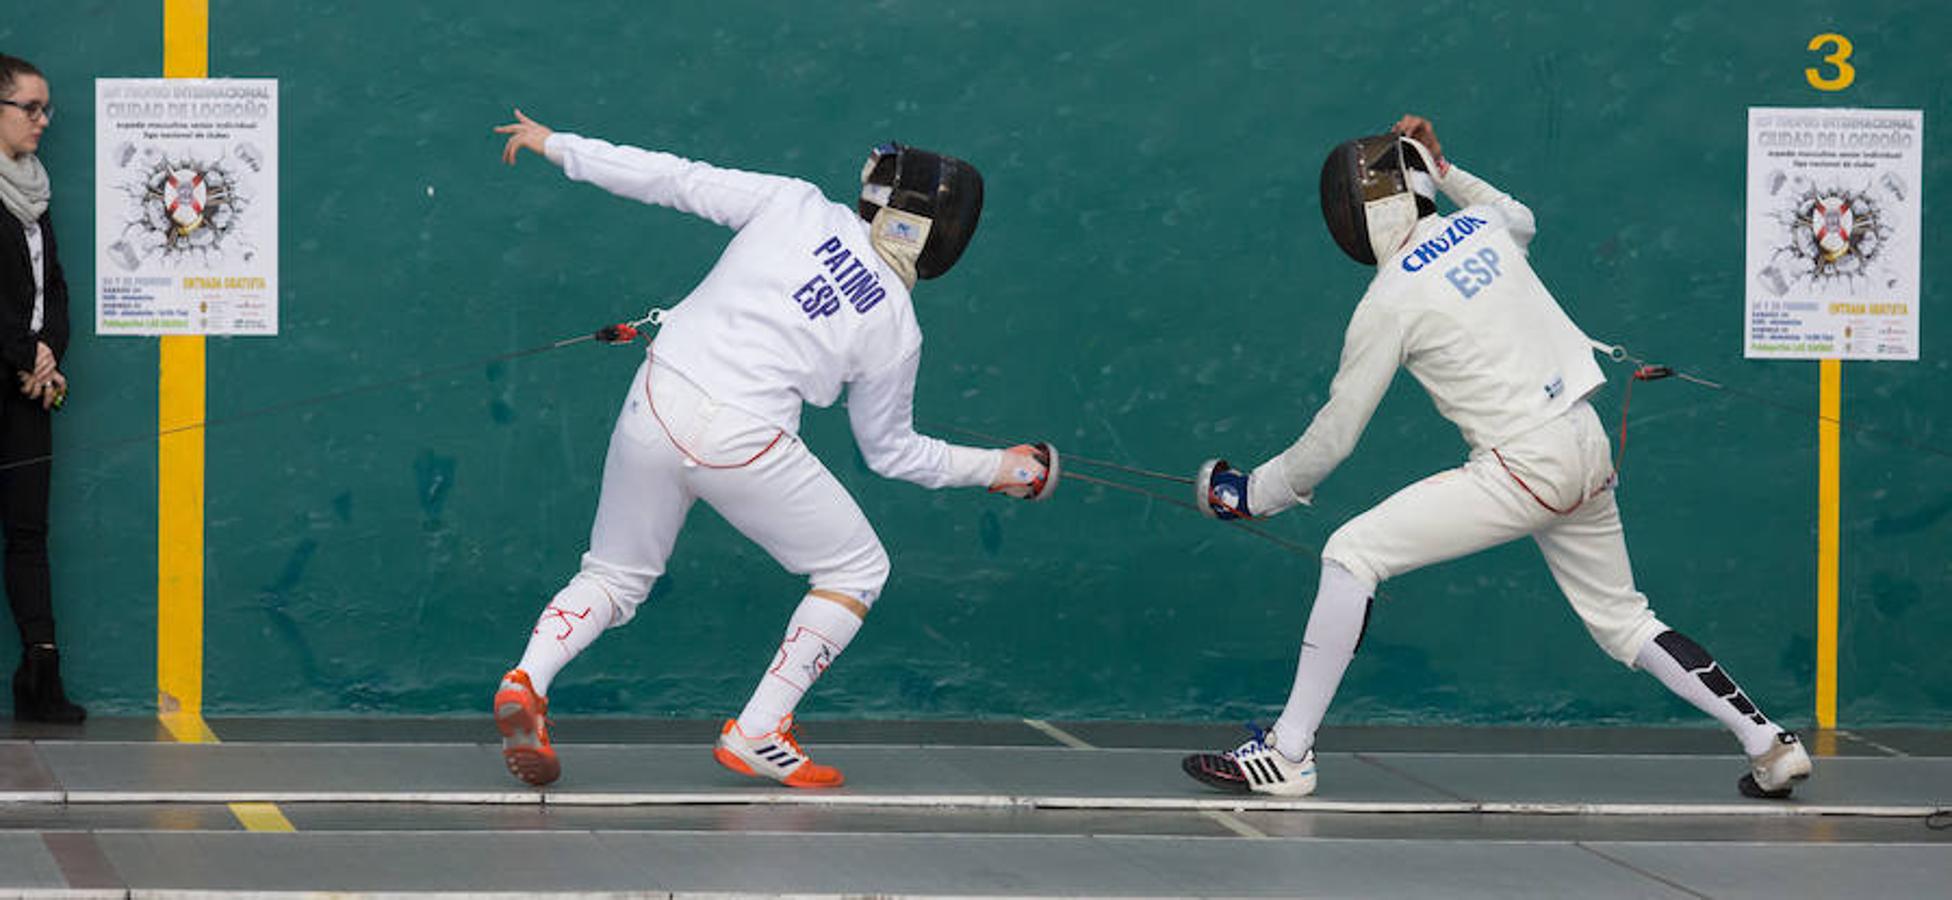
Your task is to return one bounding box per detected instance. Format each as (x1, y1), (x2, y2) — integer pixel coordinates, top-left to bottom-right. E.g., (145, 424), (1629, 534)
(595, 323), (640, 344)
(1633, 365), (1674, 381)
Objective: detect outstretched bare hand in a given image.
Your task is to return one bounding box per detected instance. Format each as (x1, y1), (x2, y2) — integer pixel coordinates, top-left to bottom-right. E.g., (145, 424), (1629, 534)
(495, 108), (554, 165)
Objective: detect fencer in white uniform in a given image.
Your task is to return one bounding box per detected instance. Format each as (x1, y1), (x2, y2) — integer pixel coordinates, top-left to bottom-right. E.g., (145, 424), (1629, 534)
(489, 111), (1054, 788)
(1183, 115), (1812, 800)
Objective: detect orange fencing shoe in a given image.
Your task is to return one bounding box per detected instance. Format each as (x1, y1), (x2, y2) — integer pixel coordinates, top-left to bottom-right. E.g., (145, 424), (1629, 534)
(713, 714), (845, 788)
(493, 669), (560, 786)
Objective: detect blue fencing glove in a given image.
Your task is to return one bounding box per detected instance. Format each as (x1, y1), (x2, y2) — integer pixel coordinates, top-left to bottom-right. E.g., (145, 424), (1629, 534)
(1195, 458), (1253, 520)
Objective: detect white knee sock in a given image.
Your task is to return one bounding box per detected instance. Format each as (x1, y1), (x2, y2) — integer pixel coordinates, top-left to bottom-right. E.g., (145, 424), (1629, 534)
(514, 577), (621, 698)
(735, 592), (865, 735)
(1270, 562), (1373, 761)
(1635, 629), (1780, 757)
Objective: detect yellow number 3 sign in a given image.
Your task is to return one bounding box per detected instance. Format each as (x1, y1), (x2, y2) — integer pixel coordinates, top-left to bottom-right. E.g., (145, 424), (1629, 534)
(1806, 33), (1855, 92)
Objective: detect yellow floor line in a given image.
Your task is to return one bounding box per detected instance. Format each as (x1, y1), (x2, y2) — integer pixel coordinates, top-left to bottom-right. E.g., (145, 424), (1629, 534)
(158, 711), (219, 745)
(157, 712), (300, 832)
(227, 801), (297, 833)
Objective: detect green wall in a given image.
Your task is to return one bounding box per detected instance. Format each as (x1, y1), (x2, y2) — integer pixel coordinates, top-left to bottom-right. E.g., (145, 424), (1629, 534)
(5, 1), (1947, 726)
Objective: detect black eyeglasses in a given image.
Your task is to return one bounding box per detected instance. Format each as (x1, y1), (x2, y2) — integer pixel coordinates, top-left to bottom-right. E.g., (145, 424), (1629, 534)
(0, 99), (51, 121)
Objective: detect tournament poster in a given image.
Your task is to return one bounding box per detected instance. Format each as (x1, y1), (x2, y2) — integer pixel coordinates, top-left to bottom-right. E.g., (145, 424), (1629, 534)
(94, 78), (279, 336)
(1744, 107), (1922, 360)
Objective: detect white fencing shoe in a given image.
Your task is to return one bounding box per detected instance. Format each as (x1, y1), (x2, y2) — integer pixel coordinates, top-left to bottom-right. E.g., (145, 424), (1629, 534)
(1740, 731), (1813, 799)
(1182, 725), (1317, 797)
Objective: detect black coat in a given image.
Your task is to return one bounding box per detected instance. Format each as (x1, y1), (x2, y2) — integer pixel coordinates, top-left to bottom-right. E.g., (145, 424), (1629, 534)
(0, 209), (70, 375)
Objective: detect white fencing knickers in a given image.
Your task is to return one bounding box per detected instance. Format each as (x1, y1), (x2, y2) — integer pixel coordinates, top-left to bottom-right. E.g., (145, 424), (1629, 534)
(1320, 401), (1667, 666)
(564, 358), (892, 630)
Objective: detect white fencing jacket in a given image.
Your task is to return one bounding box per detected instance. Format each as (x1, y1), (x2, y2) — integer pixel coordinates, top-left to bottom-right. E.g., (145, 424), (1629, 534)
(547, 133), (998, 489)
(1250, 163), (1607, 513)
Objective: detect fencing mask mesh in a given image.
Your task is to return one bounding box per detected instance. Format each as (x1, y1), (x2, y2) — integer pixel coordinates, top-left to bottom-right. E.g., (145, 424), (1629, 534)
(1320, 134), (1439, 265)
(858, 143), (984, 280)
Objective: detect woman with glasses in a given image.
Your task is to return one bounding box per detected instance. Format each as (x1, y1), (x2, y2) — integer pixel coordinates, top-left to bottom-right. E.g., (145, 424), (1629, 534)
(0, 53), (82, 724)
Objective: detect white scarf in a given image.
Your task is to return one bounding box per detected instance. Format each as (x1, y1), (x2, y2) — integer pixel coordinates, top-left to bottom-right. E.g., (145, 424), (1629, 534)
(0, 152), (50, 225)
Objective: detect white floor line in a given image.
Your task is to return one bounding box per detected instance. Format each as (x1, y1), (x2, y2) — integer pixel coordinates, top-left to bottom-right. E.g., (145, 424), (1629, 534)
(0, 791), (64, 803)
(1201, 809), (1268, 838)
(1837, 729), (1909, 757)
(1021, 718), (1094, 750)
(33, 790), (1941, 818)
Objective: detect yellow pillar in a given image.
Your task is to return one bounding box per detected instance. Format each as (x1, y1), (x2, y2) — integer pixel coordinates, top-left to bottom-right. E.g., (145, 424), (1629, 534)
(1815, 360), (1840, 730)
(157, 0), (210, 741)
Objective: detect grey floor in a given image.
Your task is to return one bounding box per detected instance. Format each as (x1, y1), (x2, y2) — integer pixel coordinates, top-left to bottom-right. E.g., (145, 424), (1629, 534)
(2, 718), (1949, 898)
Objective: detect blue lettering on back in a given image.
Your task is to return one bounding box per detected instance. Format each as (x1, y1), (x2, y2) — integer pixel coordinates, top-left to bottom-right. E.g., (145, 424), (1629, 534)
(1400, 215), (1490, 273)
(793, 274), (841, 318)
(1442, 247), (1503, 300)
(797, 234), (887, 317)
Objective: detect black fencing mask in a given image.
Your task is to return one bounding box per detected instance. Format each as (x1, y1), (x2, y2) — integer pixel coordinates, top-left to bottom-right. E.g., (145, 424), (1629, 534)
(858, 143), (984, 281)
(1320, 134), (1439, 265)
